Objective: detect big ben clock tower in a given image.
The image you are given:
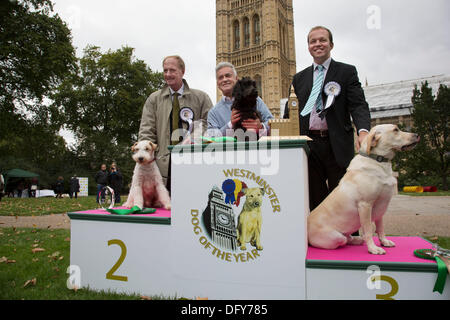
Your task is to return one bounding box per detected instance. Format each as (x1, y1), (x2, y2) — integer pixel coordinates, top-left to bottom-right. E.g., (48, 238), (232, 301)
(216, 0), (297, 118)
(202, 186), (238, 251)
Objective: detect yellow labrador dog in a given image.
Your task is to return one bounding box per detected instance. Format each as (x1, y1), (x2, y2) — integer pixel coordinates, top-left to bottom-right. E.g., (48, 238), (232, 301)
(308, 124), (420, 254)
(237, 187), (265, 251)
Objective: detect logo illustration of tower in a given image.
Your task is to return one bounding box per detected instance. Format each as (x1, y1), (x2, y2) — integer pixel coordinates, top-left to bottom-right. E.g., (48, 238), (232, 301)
(202, 186), (238, 251)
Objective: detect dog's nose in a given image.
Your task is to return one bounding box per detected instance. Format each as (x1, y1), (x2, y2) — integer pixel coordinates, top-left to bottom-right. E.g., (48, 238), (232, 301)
(138, 157), (144, 162)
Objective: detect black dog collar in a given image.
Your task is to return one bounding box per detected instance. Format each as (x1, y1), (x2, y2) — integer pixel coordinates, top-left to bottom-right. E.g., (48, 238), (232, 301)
(358, 151), (390, 163)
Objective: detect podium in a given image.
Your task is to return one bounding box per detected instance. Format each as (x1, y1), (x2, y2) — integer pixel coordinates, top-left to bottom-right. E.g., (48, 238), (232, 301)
(68, 139), (449, 299)
(170, 139), (309, 299)
(69, 139), (309, 299)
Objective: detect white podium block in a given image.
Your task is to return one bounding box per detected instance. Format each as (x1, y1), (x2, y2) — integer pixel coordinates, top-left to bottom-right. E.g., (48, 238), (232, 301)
(170, 140), (310, 299)
(68, 210), (177, 297)
(306, 236), (450, 300)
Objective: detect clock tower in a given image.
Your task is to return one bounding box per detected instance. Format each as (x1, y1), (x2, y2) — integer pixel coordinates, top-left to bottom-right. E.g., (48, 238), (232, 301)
(207, 186), (238, 251)
(216, 0), (297, 117)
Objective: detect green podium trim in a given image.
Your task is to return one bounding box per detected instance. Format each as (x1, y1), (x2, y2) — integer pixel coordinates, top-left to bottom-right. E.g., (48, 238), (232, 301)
(68, 212), (171, 225)
(168, 139), (310, 154)
(306, 259), (438, 273)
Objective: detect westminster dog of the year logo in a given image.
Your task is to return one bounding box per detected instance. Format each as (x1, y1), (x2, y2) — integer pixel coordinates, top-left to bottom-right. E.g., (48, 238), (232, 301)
(189, 168), (281, 263)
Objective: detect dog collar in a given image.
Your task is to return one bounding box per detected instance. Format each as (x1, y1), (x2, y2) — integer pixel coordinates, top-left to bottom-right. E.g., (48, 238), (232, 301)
(358, 151), (390, 163)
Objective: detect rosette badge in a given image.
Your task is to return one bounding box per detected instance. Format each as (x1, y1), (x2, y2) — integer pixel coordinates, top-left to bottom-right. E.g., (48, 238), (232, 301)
(180, 107), (194, 133)
(323, 81), (341, 110)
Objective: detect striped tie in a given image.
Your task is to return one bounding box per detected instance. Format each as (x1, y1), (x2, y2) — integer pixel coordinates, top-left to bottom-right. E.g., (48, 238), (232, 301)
(301, 65), (324, 116)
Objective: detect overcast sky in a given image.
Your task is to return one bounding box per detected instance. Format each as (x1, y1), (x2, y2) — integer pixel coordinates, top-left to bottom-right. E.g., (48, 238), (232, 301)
(53, 0), (450, 106)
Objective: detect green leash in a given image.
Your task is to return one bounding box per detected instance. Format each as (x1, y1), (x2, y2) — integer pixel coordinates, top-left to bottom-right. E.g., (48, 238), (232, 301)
(201, 136), (237, 143)
(106, 206), (156, 215)
(414, 249), (448, 294)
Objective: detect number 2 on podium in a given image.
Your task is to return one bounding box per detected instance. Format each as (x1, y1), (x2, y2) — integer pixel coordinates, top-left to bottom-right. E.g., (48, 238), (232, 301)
(106, 239), (128, 282)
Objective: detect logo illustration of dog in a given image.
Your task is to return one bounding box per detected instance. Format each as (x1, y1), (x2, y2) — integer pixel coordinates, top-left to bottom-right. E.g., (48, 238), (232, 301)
(236, 187), (265, 251)
(124, 140), (171, 210)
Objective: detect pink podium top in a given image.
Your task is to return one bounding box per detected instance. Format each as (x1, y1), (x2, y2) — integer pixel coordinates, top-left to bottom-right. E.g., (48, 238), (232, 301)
(68, 207), (171, 225)
(307, 236), (435, 265)
(76, 207), (171, 218)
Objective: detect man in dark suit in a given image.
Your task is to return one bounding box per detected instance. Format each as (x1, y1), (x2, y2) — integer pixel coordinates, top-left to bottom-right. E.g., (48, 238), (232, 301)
(292, 26), (371, 211)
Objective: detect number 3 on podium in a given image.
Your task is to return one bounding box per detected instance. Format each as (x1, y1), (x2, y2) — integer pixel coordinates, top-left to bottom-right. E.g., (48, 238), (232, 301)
(106, 239), (128, 282)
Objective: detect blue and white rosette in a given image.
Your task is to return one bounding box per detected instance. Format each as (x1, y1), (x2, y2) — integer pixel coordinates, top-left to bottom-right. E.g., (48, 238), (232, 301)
(180, 107), (194, 133)
(323, 81), (341, 110)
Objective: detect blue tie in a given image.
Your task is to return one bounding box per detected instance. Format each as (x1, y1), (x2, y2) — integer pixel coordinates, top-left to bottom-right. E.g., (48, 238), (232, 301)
(301, 65), (324, 116)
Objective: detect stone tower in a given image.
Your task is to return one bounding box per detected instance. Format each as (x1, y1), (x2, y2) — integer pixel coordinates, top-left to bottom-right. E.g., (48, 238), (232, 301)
(216, 0), (297, 118)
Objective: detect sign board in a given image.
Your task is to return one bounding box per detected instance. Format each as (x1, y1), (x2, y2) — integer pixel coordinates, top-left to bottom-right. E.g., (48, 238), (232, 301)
(78, 177), (88, 197)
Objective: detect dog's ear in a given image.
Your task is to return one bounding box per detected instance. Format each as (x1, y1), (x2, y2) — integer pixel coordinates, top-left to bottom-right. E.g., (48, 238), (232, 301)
(242, 188), (247, 195)
(365, 131), (381, 155)
(232, 80), (241, 99)
(148, 141), (158, 151)
(260, 188), (265, 196)
(131, 142), (138, 152)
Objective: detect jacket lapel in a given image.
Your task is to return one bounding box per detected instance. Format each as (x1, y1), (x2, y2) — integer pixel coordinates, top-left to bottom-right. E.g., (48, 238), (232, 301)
(324, 59), (338, 84)
(321, 59), (338, 105)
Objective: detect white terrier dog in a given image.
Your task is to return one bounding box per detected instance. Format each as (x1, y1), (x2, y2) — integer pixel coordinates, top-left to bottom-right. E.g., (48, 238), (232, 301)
(124, 140), (171, 210)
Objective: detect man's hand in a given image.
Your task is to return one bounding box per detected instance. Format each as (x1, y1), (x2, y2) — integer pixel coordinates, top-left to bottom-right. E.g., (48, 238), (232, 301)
(356, 130), (368, 152)
(242, 118), (263, 131)
(231, 109), (241, 127)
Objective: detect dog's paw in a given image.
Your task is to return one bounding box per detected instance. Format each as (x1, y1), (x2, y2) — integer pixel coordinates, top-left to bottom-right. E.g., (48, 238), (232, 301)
(256, 245), (263, 251)
(240, 245), (247, 251)
(123, 201), (132, 208)
(164, 204), (171, 210)
(380, 238), (396, 247)
(368, 245), (386, 255)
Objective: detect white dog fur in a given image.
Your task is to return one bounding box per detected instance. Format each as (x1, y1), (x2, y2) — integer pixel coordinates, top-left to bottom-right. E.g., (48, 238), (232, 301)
(124, 140), (171, 210)
(308, 124), (419, 254)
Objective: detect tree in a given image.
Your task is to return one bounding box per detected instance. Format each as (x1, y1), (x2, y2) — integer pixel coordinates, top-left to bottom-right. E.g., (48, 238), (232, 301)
(0, 0), (75, 112)
(394, 82), (449, 190)
(52, 45), (164, 183)
(0, 0), (76, 187)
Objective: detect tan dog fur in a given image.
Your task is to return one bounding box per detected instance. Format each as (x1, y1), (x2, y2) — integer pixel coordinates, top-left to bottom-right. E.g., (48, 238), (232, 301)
(308, 124), (420, 254)
(124, 140), (171, 210)
(236, 187), (265, 251)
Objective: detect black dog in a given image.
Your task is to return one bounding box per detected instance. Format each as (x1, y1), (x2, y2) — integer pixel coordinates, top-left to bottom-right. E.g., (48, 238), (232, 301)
(231, 77), (262, 132)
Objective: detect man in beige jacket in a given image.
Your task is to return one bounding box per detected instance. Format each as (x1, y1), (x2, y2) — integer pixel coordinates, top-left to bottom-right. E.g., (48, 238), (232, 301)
(138, 55), (213, 190)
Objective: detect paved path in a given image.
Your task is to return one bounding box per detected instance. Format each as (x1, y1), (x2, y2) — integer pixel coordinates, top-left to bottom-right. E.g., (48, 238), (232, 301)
(0, 195), (449, 237)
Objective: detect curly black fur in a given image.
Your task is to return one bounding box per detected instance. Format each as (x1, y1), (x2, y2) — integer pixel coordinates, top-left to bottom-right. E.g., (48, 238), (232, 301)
(231, 77), (262, 131)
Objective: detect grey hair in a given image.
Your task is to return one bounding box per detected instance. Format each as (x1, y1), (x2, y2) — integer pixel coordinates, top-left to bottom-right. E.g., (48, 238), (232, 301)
(215, 62), (237, 78)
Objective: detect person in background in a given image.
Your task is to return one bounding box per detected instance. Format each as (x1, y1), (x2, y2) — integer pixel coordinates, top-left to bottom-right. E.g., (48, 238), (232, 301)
(55, 176), (64, 198)
(69, 175), (80, 199)
(95, 164), (108, 203)
(108, 163), (123, 205)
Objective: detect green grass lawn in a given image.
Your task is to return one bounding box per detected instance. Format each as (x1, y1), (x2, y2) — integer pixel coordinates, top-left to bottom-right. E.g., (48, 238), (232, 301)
(0, 196), (127, 217)
(399, 191), (450, 196)
(0, 227), (144, 300)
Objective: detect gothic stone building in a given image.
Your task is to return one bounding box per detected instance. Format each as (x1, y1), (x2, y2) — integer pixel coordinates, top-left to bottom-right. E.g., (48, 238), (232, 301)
(216, 0), (297, 118)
